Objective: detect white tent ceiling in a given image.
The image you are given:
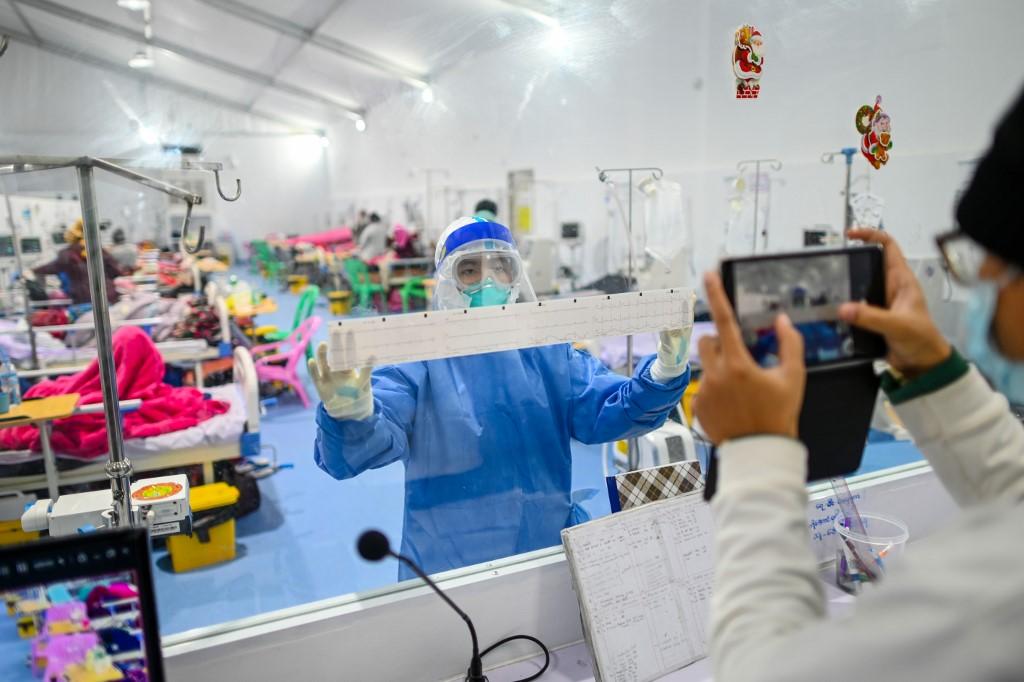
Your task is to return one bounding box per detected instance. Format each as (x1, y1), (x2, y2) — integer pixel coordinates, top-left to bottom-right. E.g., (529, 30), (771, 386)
(0, 0), (568, 133)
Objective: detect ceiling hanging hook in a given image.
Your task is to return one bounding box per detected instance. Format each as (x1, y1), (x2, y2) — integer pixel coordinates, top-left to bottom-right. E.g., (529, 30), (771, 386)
(0, 35), (9, 59)
(213, 169), (241, 201)
(179, 200), (205, 255)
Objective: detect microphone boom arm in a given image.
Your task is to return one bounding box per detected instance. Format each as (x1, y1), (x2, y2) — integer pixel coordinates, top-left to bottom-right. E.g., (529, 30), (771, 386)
(394, 552), (486, 681)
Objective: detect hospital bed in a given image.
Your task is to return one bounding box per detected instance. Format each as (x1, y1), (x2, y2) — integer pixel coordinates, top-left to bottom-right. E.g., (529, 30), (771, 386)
(0, 344), (261, 495)
(10, 292), (233, 386)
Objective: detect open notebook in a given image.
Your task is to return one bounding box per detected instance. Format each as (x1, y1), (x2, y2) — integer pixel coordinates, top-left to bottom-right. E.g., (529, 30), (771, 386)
(561, 490), (713, 682)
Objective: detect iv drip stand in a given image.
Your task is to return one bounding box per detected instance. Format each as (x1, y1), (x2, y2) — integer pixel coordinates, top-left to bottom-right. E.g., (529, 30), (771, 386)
(821, 148), (857, 244)
(421, 168), (450, 239)
(596, 165), (664, 472)
(0, 155), (217, 527)
(736, 158), (782, 253)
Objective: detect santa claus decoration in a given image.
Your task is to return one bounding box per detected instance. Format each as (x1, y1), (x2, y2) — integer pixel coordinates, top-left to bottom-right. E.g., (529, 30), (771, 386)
(733, 24), (764, 99)
(856, 96), (893, 169)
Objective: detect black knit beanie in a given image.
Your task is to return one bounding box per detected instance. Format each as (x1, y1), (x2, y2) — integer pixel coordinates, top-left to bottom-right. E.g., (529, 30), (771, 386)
(957, 88), (1024, 270)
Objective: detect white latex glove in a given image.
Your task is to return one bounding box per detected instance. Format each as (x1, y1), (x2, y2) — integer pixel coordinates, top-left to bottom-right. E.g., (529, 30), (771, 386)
(650, 326), (693, 383)
(308, 342), (374, 421)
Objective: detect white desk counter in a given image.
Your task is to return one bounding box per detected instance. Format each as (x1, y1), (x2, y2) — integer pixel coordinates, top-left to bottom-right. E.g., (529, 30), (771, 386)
(165, 464), (952, 682)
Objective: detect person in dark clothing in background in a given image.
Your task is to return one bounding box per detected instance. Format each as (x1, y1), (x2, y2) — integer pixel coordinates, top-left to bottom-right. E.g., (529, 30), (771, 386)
(33, 219), (126, 304)
(473, 199), (498, 221)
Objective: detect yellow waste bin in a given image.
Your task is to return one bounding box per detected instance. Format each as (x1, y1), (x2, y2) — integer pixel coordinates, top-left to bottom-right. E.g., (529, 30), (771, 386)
(327, 290), (351, 316)
(0, 492), (39, 546)
(0, 520), (38, 547)
(167, 483), (240, 573)
(287, 274), (309, 294)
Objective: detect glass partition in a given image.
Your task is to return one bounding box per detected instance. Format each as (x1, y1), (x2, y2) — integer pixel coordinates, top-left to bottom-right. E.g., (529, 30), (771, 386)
(0, 0), (1019, 648)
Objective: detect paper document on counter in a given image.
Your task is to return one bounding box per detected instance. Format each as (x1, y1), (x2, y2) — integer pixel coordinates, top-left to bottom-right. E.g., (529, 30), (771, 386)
(561, 489), (713, 682)
(328, 288), (694, 371)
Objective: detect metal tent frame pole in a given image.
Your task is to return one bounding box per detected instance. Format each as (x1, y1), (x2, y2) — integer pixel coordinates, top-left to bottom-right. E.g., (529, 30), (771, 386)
(596, 165), (664, 472)
(1, 181), (38, 369)
(0, 155), (237, 525)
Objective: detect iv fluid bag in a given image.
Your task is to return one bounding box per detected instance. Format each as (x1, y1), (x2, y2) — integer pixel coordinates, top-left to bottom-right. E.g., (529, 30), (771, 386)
(641, 179), (688, 267)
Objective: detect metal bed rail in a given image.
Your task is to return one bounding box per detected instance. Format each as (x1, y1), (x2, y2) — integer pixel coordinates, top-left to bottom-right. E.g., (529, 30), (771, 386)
(0, 316), (165, 335)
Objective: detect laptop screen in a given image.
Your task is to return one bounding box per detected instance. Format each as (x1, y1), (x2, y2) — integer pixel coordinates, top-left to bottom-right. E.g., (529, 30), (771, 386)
(0, 528), (164, 681)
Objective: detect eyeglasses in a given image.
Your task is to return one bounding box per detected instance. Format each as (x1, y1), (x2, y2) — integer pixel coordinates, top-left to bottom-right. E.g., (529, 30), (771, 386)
(936, 230), (1022, 287)
(935, 230), (988, 285)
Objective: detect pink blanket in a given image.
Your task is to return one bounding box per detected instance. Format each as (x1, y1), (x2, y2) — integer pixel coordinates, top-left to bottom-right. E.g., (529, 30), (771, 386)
(284, 226), (353, 247)
(0, 327), (229, 459)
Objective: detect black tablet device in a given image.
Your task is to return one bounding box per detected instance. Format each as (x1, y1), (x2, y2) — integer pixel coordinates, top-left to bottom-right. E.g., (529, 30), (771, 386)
(721, 245), (887, 367)
(704, 246), (888, 498)
(0, 528), (165, 681)
(703, 359), (881, 498)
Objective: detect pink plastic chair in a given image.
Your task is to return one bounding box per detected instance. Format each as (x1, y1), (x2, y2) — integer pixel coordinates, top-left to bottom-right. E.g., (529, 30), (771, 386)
(251, 315), (322, 408)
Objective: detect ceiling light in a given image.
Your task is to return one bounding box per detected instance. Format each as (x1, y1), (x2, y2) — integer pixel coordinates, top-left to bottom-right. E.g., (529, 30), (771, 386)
(128, 50), (153, 69)
(354, 118), (367, 133)
(117, 0), (151, 11)
(137, 125), (159, 145)
(421, 87), (435, 104)
(544, 24), (570, 57)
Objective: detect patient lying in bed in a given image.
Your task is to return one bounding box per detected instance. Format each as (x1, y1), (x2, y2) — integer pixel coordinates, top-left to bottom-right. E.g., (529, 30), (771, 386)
(0, 327), (229, 459)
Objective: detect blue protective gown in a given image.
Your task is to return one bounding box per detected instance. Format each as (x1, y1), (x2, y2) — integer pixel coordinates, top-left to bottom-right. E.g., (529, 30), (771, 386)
(314, 343), (690, 580)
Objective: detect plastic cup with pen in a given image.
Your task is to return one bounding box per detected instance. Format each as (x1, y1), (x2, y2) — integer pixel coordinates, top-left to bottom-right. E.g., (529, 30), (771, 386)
(834, 512), (909, 594)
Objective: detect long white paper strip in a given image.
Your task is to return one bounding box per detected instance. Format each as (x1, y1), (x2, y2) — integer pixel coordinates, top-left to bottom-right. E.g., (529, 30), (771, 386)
(327, 288), (695, 370)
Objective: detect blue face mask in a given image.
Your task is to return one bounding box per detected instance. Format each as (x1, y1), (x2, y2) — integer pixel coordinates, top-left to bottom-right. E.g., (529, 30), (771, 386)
(965, 281), (1024, 404)
(465, 278), (511, 308)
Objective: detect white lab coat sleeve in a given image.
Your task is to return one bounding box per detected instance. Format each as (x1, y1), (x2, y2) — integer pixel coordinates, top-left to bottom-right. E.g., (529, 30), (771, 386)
(710, 371), (1024, 682)
(709, 435), (826, 681)
(712, 489), (1024, 681)
(892, 366), (1024, 507)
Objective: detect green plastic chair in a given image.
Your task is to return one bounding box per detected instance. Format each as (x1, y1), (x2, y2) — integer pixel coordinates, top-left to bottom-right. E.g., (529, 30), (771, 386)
(343, 258), (385, 311)
(400, 276), (429, 313)
(253, 240), (285, 282)
(257, 285), (320, 359)
(249, 240), (266, 275)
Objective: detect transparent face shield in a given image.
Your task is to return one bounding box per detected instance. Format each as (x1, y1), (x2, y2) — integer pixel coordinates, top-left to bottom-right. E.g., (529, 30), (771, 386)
(432, 239), (536, 310)
(453, 251), (521, 290)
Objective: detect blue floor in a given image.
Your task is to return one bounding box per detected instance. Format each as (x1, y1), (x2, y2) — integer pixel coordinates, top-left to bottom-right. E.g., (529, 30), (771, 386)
(147, 271), (925, 636)
(0, 610), (36, 681)
(853, 438), (924, 476)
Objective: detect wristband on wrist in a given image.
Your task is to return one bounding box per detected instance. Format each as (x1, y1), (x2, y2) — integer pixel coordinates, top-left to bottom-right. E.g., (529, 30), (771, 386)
(881, 348), (969, 405)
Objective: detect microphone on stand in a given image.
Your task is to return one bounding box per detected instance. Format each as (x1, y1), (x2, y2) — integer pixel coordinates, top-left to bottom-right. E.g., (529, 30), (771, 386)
(357, 530), (487, 682)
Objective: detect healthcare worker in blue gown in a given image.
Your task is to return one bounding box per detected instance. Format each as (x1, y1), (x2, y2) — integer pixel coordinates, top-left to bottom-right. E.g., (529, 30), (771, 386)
(310, 217), (694, 580)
